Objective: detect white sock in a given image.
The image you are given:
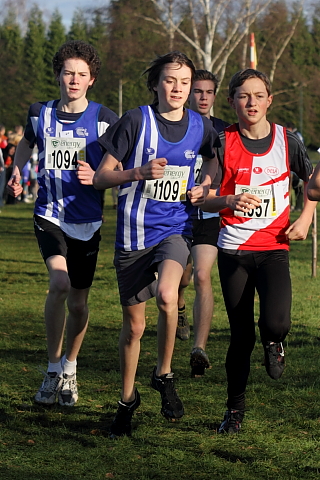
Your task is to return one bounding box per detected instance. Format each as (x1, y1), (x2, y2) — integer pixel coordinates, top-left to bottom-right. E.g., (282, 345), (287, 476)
(63, 358), (77, 376)
(47, 361), (63, 376)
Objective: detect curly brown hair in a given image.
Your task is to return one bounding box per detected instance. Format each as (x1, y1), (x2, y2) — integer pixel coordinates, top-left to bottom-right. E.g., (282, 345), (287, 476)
(52, 40), (101, 88)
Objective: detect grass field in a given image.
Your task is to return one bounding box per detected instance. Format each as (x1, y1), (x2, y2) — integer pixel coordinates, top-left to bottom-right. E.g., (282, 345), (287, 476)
(1, 194), (320, 480)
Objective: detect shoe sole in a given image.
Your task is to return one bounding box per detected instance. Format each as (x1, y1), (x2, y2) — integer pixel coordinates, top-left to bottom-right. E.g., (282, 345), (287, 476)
(190, 352), (210, 377)
(34, 397), (57, 405)
(58, 390), (78, 406)
(161, 408), (184, 421)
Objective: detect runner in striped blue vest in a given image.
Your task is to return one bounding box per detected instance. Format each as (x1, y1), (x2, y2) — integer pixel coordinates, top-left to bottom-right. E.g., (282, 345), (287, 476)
(7, 41), (118, 408)
(94, 51), (218, 437)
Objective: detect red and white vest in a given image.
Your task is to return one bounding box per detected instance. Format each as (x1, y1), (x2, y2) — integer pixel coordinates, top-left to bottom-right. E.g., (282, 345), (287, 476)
(218, 123), (290, 251)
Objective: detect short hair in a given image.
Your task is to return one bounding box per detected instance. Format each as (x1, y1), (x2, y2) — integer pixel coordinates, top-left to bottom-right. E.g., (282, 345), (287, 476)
(285, 122), (296, 130)
(144, 51), (196, 104)
(193, 70), (219, 94)
(228, 68), (272, 99)
(52, 40), (101, 88)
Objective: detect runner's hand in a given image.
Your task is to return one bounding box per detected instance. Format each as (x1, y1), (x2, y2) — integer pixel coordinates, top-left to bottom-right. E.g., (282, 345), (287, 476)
(7, 171), (23, 197)
(138, 158), (167, 180)
(285, 217), (310, 241)
(77, 160), (95, 185)
(226, 193), (261, 213)
(188, 184), (210, 206)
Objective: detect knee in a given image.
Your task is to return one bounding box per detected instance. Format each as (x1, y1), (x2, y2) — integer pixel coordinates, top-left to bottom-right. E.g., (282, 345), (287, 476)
(230, 331), (256, 354)
(49, 275), (70, 299)
(194, 267), (211, 288)
(67, 297), (88, 318)
(156, 287), (178, 314)
(122, 317), (145, 342)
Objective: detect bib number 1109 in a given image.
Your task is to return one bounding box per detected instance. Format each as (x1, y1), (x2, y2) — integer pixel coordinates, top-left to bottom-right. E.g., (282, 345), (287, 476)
(143, 165), (190, 202)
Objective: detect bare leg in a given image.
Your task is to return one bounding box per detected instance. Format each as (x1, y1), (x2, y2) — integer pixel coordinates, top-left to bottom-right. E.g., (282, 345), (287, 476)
(65, 287), (90, 362)
(192, 244), (217, 350)
(177, 256), (193, 309)
(156, 259), (183, 375)
(120, 303), (146, 402)
(45, 255), (70, 363)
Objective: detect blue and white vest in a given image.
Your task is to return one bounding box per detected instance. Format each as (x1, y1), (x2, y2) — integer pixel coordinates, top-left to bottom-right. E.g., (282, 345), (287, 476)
(116, 106), (204, 250)
(34, 100), (103, 223)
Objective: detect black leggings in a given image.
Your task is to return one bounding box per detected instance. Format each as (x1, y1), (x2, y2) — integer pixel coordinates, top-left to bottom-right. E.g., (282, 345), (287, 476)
(218, 249), (291, 410)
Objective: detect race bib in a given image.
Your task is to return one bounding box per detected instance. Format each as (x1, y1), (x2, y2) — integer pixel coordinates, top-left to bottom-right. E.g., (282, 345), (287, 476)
(142, 165), (190, 202)
(44, 137), (86, 170)
(234, 184), (278, 218)
(194, 155), (203, 185)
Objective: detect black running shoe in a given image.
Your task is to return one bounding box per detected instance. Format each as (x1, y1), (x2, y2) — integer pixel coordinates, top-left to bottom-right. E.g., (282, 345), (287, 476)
(218, 409), (244, 434)
(264, 341), (285, 380)
(190, 347), (210, 377)
(151, 367), (184, 421)
(176, 308), (190, 340)
(109, 389), (141, 438)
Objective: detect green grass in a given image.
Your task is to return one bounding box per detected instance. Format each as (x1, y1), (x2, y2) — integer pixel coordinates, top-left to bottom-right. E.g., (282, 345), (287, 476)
(1, 196), (320, 479)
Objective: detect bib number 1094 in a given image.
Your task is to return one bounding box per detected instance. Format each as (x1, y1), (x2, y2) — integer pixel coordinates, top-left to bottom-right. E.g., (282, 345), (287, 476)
(45, 137), (86, 170)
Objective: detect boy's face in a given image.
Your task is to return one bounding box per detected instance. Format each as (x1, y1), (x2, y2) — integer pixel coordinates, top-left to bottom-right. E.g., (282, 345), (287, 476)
(58, 58), (94, 102)
(154, 63), (192, 113)
(189, 79), (216, 117)
(228, 77), (272, 126)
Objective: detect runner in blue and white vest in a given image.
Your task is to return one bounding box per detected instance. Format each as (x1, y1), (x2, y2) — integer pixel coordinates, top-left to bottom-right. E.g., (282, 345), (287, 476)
(7, 40), (118, 408)
(94, 51), (218, 438)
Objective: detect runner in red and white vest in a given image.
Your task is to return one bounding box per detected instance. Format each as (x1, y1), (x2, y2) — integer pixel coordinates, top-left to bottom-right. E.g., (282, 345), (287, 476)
(202, 68), (316, 435)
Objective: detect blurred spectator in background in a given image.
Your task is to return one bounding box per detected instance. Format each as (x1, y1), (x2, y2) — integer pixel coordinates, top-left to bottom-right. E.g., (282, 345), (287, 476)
(3, 143), (17, 204)
(0, 146), (5, 211)
(0, 124), (8, 151)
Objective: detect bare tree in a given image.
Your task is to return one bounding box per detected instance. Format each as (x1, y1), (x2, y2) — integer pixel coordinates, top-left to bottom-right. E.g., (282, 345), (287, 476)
(141, 0), (273, 87)
(268, 1), (304, 84)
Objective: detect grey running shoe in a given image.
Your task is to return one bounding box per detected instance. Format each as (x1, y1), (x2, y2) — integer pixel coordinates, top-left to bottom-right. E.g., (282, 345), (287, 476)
(151, 367), (184, 421)
(218, 409), (244, 434)
(58, 373), (78, 407)
(264, 341), (285, 380)
(110, 389), (141, 438)
(190, 347), (210, 377)
(34, 371), (62, 405)
(176, 308), (190, 340)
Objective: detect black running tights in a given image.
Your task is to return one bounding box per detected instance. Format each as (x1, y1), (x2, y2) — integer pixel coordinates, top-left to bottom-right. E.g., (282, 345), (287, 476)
(218, 249), (291, 410)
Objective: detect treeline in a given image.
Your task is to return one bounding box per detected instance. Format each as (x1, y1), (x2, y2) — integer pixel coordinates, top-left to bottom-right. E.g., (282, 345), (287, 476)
(0, 0), (319, 149)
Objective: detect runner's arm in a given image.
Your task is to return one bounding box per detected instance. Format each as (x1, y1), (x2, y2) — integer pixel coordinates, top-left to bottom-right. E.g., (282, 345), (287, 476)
(188, 155), (218, 205)
(201, 188), (261, 213)
(307, 162), (320, 201)
(286, 178), (317, 240)
(93, 152), (167, 190)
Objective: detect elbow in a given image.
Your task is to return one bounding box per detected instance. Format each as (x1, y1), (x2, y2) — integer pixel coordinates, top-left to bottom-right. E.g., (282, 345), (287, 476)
(307, 189), (320, 202)
(93, 172), (103, 190)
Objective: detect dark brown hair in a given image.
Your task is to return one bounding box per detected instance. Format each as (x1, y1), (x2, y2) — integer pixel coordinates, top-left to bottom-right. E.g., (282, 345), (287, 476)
(228, 68), (272, 99)
(193, 70), (219, 94)
(144, 51), (196, 104)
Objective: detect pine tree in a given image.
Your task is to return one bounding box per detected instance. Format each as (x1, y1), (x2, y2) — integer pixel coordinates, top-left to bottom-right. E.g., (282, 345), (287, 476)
(87, 11), (109, 104)
(23, 5), (46, 104)
(45, 10), (66, 99)
(67, 10), (88, 42)
(0, 12), (24, 128)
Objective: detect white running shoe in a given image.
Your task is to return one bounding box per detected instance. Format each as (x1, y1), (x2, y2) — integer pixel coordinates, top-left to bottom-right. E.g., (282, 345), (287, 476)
(34, 371), (63, 405)
(58, 373), (78, 407)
